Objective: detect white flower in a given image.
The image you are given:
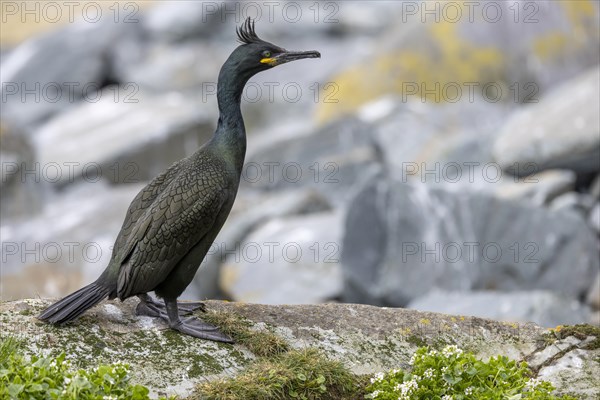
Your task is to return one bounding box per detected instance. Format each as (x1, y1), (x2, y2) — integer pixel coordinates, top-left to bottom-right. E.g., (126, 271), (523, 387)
(63, 377), (71, 384)
(397, 379), (418, 396)
(409, 353), (419, 365)
(465, 386), (474, 395)
(369, 389), (382, 399)
(441, 345), (463, 358)
(423, 368), (434, 378)
(526, 378), (541, 390)
(441, 366), (449, 373)
(370, 372), (385, 383)
(442, 396), (453, 400)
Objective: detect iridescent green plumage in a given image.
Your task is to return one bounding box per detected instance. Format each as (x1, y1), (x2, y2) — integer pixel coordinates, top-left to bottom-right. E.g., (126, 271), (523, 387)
(39, 18), (320, 342)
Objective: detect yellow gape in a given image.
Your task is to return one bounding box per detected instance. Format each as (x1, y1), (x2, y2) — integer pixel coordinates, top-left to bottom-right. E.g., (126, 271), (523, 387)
(260, 57), (277, 65)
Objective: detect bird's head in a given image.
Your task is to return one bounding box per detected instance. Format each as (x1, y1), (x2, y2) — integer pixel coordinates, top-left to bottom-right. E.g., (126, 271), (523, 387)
(226, 18), (321, 77)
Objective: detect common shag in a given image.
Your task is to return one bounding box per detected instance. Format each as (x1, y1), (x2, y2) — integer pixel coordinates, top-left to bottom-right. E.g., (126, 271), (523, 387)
(39, 18), (321, 343)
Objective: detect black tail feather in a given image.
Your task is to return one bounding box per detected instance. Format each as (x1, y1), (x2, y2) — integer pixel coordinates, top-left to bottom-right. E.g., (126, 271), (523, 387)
(38, 282), (110, 324)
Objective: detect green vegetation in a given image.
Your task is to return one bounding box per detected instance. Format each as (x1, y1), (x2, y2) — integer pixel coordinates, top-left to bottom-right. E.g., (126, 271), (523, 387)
(0, 336), (173, 400)
(193, 310), (364, 399)
(365, 345), (576, 400)
(547, 324), (600, 350)
(194, 348), (364, 400)
(200, 309), (289, 357)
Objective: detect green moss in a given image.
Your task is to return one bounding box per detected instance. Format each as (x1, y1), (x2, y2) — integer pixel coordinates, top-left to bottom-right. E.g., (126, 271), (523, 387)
(200, 309), (289, 357)
(193, 348), (363, 400)
(551, 324), (600, 350)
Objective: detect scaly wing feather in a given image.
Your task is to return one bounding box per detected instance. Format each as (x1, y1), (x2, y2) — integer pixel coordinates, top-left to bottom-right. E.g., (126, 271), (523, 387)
(115, 158), (229, 299)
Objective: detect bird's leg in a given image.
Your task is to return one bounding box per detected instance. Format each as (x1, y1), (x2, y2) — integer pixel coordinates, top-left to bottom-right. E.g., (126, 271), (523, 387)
(135, 294), (169, 319)
(165, 299), (234, 343)
(135, 293), (205, 318)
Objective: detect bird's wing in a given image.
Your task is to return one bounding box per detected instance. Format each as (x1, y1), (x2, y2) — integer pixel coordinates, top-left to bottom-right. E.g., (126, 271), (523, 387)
(115, 162), (230, 299)
(109, 159), (184, 265)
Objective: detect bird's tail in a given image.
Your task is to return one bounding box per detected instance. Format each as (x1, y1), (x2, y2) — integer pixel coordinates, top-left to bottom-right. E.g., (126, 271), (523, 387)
(38, 282), (110, 324)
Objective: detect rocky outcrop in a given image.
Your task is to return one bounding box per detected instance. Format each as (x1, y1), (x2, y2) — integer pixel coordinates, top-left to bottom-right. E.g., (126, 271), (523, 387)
(0, 182), (144, 299)
(493, 68), (600, 175)
(1, 299), (598, 399)
(318, 1), (600, 122)
(408, 290), (594, 328)
(341, 174), (599, 317)
(220, 211), (344, 304)
(1, 18), (141, 129)
(191, 189), (331, 300)
(0, 123), (39, 220)
(34, 90), (215, 186)
(241, 118), (381, 206)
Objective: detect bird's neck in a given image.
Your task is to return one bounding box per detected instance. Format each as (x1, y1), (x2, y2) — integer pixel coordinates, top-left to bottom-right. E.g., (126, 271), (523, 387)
(212, 66), (251, 170)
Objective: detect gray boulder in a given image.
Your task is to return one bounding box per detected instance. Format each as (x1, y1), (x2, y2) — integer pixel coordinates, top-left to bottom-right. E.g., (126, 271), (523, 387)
(220, 211), (344, 304)
(341, 175), (599, 307)
(0, 182), (144, 300)
(319, 1), (600, 123)
(1, 18), (141, 129)
(590, 174), (600, 200)
(241, 118), (381, 205)
(34, 90), (214, 187)
(588, 202), (600, 234)
(0, 123), (40, 220)
(549, 191), (597, 216)
(493, 169), (576, 206)
(408, 290), (593, 328)
(366, 98), (508, 184)
(189, 189), (331, 299)
(114, 41), (223, 92)
(493, 68), (600, 175)
(143, 0), (226, 42)
(587, 271), (600, 310)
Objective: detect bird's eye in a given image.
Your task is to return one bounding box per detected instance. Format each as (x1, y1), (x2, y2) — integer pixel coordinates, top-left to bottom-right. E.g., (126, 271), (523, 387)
(262, 51), (272, 58)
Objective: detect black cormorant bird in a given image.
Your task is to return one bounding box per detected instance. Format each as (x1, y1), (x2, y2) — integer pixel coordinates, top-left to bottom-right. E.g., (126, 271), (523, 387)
(38, 18), (320, 343)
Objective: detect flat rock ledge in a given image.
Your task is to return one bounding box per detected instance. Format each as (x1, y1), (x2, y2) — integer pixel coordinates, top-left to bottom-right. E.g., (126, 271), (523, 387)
(1, 299), (598, 399)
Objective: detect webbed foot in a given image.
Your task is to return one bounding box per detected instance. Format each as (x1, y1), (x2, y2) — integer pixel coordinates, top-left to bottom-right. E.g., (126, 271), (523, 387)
(147, 297), (234, 343)
(170, 317), (234, 343)
(135, 294), (205, 318)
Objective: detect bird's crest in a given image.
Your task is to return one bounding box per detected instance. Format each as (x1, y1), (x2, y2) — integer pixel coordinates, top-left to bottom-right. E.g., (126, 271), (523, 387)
(236, 17), (264, 45)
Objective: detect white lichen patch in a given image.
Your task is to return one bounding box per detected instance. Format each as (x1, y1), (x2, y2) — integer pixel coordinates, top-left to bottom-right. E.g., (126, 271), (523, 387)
(538, 348), (600, 398)
(136, 315), (160, 330)
(103, 303), (124, 319)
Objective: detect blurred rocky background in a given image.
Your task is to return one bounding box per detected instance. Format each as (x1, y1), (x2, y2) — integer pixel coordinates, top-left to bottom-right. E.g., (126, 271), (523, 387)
(1, 0), (599, 328)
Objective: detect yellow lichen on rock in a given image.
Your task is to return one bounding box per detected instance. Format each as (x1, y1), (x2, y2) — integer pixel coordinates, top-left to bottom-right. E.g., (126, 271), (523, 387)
(316, 0), (599, 124)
